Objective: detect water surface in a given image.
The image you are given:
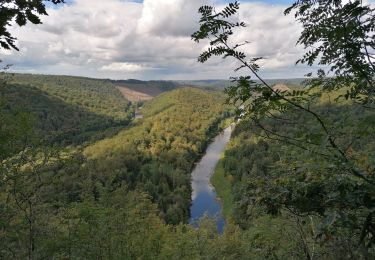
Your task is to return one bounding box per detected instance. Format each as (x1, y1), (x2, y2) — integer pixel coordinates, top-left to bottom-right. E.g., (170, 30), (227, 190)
(134, 107), (143, 119)
(189, 126), (233, 233)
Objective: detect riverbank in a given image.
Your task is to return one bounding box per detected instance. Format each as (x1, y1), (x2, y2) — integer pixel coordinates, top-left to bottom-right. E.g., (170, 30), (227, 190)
(211, 158), (234, 219)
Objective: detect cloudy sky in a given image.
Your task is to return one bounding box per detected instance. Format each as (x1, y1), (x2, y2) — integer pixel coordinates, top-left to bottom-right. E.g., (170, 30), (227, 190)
(2, 0), (319, 80)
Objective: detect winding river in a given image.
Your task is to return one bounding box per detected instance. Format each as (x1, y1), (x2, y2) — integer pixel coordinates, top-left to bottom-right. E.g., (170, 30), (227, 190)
(189, 126), (233, 233)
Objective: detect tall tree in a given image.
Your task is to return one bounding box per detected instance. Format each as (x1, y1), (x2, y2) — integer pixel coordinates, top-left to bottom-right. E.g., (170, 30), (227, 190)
(0, 0), (64, 50)
(285, 0), (375, 103)
(192, 0), (375, 254)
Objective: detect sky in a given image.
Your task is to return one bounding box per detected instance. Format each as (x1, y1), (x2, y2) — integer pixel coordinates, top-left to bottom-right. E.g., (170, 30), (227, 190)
(2, 0), (314, 80)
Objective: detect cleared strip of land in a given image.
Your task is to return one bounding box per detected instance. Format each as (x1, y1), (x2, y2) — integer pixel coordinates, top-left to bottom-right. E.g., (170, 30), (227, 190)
(116, 86), (156, 102)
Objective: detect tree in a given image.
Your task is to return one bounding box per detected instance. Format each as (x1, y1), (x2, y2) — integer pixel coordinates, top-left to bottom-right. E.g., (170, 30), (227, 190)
(192, 0), (375, 255)
(285, 0), (375, 104)
(0, 0), (64, 50)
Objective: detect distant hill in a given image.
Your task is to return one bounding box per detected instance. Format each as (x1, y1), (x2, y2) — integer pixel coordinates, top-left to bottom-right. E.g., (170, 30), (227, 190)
(110, 78), (306, 101)
(10, 73), (132, 120)
(174, 78), (306, 90)
(272, 83), (291, 92)
(6, 73), (306, 106)
(112, 79), (179, 102)
(264, 78), (305, 89)
(174, 80), (231, 90)
(2, 73), (134, 146)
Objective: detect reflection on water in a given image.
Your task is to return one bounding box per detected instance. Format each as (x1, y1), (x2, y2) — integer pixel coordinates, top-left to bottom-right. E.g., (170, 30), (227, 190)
(189, 126), (233, 233)
(135, 112), (143, 119)
(135, 107), (143, 119)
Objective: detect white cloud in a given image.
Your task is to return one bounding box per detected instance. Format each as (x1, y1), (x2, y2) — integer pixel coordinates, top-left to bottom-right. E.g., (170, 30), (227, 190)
(235, 3), (303, 70)
(101, 62), (146, 72)
(2, 0), (311, 80)
(137, 0), (213, 37)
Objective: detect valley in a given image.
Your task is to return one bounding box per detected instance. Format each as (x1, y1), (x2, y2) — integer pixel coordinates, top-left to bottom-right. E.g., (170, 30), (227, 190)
(1, 74), (242, 258)
(1, 72), (375, 259)
(1, 0), (374, 258)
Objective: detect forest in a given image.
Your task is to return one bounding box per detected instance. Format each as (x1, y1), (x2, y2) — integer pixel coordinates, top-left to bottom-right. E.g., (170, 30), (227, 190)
(215, 93), (375, 258)
(5, 73), (373, 259)
(1, 0), (375, 259)
(0, 76), (238, 258)
(1, 74), (134, 149)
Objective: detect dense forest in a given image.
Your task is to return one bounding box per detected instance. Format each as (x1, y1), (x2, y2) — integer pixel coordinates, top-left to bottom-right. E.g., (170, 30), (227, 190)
(1, 74), (134, 149)
(1, 0), (375, 258)
(5, 72), (373, 259)
(83, 88), (230, 223)
(191, 0), (375, 257)
(0, 77), (237, 258)
(214, 94), (375, 258)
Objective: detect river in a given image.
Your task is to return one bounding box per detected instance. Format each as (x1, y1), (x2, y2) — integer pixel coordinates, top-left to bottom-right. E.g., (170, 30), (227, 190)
(134, 107), (143, 119)
(189, 126), (233, 233)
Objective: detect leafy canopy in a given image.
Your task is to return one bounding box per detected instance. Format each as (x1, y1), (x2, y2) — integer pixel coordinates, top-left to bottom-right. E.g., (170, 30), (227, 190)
(192, 0), (375, 254)
(0, 0), (64, 50)
(285, 0), (375, 103)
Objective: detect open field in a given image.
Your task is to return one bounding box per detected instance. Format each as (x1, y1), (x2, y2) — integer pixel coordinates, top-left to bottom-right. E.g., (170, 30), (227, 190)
(116, 86), (156, 102)
(115, 80), (179, 102)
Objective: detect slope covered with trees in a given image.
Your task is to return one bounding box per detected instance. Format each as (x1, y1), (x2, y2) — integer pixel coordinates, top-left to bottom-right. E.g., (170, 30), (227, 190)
(84, 88), (230, 223)
(193, 0), (375, 258)
(2, 0), (375, 258)
(10, 74), (132, 121)
(1, 84), (235, 258)
(1, 74), (133, 148)
(214, 96), (375, 258)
